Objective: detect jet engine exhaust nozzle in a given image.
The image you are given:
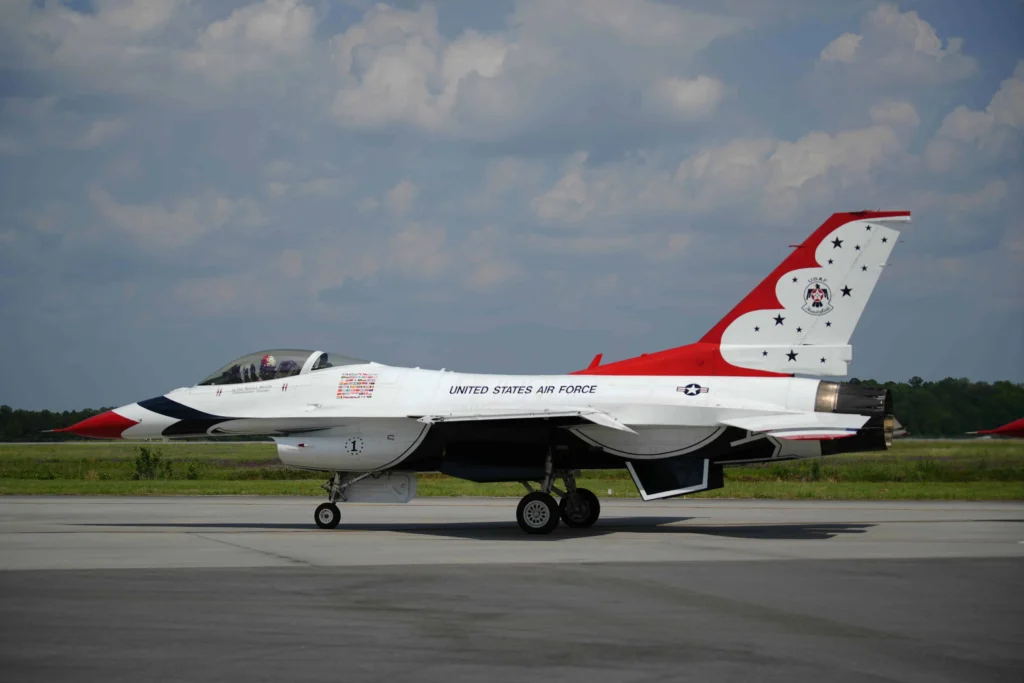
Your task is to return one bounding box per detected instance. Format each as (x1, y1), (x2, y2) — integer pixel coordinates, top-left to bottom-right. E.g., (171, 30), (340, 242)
(815, 381), (893, 453)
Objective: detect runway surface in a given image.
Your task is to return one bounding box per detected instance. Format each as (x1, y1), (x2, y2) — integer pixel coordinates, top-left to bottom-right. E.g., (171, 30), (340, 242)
(1, 496), (1022, 682)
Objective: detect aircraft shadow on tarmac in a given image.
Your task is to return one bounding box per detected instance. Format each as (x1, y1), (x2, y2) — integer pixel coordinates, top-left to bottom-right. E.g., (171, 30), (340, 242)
(77, 518), (875, 541)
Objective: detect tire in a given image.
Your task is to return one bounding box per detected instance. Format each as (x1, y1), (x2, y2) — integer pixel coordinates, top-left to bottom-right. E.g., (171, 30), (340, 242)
(314, 502), (341, 529)
(559, 488), (601, 528)
(516, 492), (560, 535)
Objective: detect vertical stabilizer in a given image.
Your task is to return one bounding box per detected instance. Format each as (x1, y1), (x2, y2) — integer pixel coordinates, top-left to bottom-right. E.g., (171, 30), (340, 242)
(705, 211), (909, 375)
(575, 211), (910, 377)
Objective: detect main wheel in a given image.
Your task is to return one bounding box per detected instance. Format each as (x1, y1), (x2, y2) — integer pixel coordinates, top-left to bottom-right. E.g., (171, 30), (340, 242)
(314, 502), (341, 529)
(516, 492), (560, 535)
(559, 488), (601, 528)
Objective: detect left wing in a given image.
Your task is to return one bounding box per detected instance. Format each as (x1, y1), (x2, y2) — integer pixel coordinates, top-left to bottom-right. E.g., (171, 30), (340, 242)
(718, 412), (869, 440)
(417, 408), (637, 434)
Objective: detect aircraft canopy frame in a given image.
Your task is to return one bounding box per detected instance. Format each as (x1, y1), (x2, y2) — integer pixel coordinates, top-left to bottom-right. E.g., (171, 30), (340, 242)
(196, 349), (367, 386)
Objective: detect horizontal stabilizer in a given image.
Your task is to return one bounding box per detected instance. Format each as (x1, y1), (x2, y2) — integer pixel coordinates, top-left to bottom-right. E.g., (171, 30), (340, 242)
(417, 408), (637, 433)
(719, 412), (869, 440)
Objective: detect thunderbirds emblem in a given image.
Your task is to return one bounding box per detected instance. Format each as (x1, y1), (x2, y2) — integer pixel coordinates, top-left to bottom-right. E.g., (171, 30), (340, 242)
(801, 278), (833, 316)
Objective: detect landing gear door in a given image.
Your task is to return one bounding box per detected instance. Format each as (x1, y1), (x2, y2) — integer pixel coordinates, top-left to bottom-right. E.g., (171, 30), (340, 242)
(625, 458), (724, 501)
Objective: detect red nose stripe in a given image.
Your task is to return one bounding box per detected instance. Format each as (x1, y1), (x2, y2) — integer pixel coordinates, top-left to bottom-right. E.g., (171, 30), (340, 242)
(57, 411), (139, 439)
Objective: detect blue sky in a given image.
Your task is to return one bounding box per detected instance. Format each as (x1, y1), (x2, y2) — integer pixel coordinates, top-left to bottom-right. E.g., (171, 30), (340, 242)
(0, 0), (1021, 410)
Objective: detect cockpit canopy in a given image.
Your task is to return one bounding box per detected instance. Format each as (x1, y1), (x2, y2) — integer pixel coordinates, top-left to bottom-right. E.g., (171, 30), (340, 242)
(197, 349), (367, 386)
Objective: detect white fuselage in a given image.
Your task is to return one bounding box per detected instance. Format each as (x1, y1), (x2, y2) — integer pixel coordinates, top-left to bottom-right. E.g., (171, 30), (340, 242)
(113, 362), (825, 471)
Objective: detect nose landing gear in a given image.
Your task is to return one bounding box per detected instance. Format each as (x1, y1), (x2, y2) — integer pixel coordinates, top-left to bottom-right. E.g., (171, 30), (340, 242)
(313, 471), (374, 529)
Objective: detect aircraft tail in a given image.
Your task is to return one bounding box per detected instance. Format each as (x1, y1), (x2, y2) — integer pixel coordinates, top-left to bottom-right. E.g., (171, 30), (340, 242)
(576, 211), (910, 377)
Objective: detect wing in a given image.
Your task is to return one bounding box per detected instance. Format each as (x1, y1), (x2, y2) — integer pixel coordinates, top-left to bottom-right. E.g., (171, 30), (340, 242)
(718, 412), (869, 440)
(417, 407), (637, 434)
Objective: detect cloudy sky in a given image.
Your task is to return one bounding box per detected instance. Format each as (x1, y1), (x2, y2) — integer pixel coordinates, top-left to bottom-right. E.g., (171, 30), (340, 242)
(1, 0), (1021, 410)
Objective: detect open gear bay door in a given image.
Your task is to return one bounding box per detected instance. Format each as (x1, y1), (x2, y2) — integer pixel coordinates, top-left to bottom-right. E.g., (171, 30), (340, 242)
(625, 457), (724, 501)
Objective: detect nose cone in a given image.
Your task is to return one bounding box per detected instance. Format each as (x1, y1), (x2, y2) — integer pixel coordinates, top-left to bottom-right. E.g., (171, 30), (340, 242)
(57, 410), (139, 439)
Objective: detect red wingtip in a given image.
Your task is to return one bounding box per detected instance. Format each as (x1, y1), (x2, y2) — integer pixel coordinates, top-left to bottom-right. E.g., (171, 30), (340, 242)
(56, 411), (138, 439)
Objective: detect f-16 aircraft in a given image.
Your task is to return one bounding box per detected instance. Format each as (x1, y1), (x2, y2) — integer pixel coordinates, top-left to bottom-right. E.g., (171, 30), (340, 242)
(61, 211), (908, 534)
(969, 418), (1024, 439)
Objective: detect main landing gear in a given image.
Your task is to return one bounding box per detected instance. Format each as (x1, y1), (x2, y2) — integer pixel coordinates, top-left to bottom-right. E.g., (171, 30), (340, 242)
(314, 471), (373, 529)
(515, 455), (601, 535)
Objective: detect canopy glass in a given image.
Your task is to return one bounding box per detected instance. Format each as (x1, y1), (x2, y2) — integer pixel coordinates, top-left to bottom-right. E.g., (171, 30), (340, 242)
(196, 350), (367, 385)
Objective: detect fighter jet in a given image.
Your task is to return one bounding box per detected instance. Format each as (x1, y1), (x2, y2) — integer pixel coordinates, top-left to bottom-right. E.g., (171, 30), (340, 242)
(968, 418), (1024, 439)
(61, 211), (908, 534)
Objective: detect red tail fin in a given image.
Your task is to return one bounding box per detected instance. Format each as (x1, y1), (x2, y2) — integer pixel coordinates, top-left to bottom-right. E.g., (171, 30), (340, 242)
(575, 211), (910, 377)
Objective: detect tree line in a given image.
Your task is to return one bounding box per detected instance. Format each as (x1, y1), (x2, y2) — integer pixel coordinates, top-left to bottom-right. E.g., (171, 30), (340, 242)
(1, 377), (1022, 440)
(848, 377), (1024, 438)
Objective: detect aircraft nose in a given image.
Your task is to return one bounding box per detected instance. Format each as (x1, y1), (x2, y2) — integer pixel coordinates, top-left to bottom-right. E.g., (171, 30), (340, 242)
(57, 410), (139, 439)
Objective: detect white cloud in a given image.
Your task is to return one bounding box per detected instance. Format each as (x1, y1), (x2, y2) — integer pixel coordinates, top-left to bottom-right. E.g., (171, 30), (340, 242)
(925, 61), (1024, 173)
(530, 152), (592, 224)
(329, 0), (742, 138)
(530, 123), (905, 226)
(0, 0), (184, 92)
(643, 76), (726, 121)
(356, 196), (380, 215)
(482, 158), (544, 197)
(179, 0), (316, 84)
(90, 187), (265, 249)
(816, 4), (977, 87)
(989, 61), (1024, 129)
(385, 180), (418, 217)
(820, 32), (861, 63)
(388, 223), (450, 278)
(511, 0), (742, 50)
(869, 100), (920, 128)
(0, 97), (126, 154)
(462, 225), (520, 290)
(914, 179), (1009, 214)
(329, 5), (507, 131)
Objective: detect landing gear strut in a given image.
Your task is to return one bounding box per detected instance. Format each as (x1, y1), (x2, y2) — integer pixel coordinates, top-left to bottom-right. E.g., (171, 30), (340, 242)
(515, 450), (601, 534)
(313, 471), (373, 529)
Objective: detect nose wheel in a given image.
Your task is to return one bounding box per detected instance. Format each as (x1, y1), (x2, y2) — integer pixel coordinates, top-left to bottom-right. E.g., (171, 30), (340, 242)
(313, 471), (376, 529)
(314, 502), (340, 529)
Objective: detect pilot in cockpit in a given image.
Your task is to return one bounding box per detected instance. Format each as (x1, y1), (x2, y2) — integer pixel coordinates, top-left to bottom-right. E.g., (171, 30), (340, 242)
(259, 354), (277, 380)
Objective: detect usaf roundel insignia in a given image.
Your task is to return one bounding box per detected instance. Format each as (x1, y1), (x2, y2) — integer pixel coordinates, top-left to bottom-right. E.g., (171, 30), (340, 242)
(801, 278), (833, 316)
(678, 383), (709, 396)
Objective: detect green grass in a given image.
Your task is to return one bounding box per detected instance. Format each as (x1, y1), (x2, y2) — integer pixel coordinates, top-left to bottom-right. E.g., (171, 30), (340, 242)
(0, 440), (1021, 500)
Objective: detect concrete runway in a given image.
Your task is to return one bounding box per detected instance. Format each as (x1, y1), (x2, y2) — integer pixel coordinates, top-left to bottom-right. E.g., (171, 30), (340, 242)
(1, 497), (1022, 682)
